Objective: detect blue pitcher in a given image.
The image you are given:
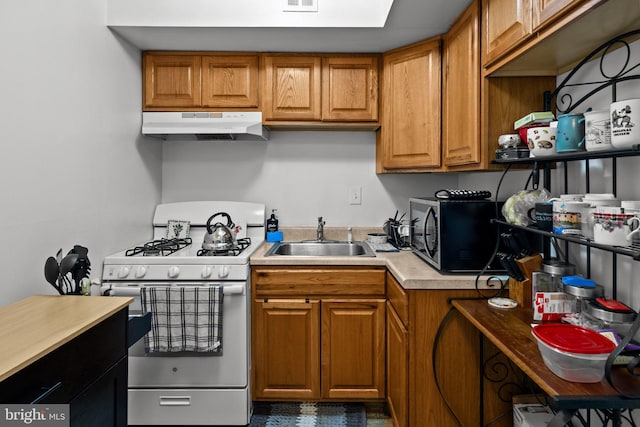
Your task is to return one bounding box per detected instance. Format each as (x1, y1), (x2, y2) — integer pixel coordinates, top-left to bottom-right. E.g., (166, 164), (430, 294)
(556, 113), (586, 152)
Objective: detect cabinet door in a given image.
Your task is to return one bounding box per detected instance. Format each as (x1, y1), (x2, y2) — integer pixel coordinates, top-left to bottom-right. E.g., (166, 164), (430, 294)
(379, 38), (442, 170)
(263, 55), (322, 121)
(144, 54), (202, 108)
(70, 358), (127, 427)
(322, 56), (379, 121)
(253, 298), (321, 399)
(201, 55), (259, 108)
(532, 0), (583, 31)
(482, 0), (532, 66)
(321, 299), (385, 399)
(386, 302), (408, 427)
(443, 0), (481, 167)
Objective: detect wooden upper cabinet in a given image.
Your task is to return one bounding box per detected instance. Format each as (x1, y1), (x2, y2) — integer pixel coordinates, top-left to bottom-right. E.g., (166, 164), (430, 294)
(262, 55), (322, 121)
(532, 0), (583, 31)
(201, 55), (259, 108)
(482, 0), (533, 66)
(322, 56), (378, 121)
(144, 54), (202, 108)
(442, 0), (481, 168)
(378, 38), (442, 171)
(143, 52), (259, 110)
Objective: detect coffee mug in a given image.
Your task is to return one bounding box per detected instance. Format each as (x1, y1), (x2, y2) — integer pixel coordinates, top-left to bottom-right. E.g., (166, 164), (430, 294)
(582, 194), (619, 239)
(527, 127), (556, 157)
(593, 212), (640, 246)
(527, 202), (553, 231)
(611, 98), (639, 148)
(552, 200), (590, 235)
(552, 194), (584, 202)
(584, 109), (612, 151)
(556, 113), (586, 153)
(622, 200), (640, 215)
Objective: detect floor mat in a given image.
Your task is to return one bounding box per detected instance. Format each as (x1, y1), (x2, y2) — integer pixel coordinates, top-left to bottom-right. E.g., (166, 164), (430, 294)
(250, 401), (367, 426)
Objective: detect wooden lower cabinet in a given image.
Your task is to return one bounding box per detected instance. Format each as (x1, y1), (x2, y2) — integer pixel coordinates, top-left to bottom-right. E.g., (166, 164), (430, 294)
(386, 301), (409, 426)
(386, 272), (510, 426)
(252, 266), (386, 401)
(253, 298), (321, 399)
(322, 299), (386, 399)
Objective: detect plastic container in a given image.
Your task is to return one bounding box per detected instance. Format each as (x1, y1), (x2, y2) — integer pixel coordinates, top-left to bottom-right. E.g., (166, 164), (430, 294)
(532, 324), (615, 383)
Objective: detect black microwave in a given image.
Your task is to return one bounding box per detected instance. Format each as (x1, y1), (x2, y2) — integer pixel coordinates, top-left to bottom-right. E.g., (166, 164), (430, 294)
(409, 197), (504, 274)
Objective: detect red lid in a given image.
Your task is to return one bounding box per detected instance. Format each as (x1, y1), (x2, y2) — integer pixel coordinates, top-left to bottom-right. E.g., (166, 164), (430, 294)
(532, 324), (616, 354)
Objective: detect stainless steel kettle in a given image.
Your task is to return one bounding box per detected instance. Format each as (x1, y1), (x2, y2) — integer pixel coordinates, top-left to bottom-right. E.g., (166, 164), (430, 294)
(203, 212), (236, 251)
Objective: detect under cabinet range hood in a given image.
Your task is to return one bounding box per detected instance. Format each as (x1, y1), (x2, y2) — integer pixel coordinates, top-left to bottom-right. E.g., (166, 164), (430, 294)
(142, 112), (269, 141)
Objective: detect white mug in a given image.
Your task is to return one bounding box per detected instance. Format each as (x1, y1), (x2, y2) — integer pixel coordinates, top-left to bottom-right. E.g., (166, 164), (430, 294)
(627, 217), (640, 242)
(611, 98), (640, 148)
(593, 212), (639, 246)
(584, 109), (612, 151)
(552, 200), (590, 235)
(622, 200), (640, 215)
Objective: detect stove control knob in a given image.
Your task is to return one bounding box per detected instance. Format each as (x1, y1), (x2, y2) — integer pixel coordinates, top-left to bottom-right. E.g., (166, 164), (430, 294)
(218, 265), (230, 279)
(135, 266), (148, 278)
(168, 266), (180, 279)
(201, 266), (213, 279)
(118, 266), (130, 279)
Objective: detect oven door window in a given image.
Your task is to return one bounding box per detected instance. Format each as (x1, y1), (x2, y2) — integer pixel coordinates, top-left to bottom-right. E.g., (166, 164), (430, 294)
(424, 207), (438, 258)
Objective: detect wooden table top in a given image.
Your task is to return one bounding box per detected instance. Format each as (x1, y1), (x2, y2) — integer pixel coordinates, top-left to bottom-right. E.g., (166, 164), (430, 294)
(0, 295), (133, 382)
(451, 298), (640, 409)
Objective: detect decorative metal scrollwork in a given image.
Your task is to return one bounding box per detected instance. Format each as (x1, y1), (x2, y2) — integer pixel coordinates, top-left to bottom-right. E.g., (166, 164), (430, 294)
(482, 350), (533, 402)
(544, 29), (640, 114)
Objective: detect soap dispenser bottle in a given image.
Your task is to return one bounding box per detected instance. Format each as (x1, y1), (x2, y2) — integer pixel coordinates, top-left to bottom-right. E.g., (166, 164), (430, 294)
(267, 209), (279, 232)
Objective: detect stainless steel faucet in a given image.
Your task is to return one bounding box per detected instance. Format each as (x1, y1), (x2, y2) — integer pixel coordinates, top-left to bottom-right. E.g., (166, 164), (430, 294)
(317, 217), (325, 241)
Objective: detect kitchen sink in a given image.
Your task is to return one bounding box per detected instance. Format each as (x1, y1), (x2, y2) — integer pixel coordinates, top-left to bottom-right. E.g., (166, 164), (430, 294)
(264, 241), (376, 257)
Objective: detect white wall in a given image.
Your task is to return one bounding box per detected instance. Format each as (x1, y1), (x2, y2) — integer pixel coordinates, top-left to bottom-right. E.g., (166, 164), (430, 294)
(0, 0), (162, 305)
(161, 131), (457, 227)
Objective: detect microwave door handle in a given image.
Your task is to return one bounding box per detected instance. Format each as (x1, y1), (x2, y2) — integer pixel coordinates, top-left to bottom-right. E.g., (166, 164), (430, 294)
(424, 207), (438, 258)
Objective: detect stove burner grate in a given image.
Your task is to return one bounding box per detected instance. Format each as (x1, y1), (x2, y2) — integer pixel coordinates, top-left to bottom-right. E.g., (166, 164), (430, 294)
(198, 237), (252, 257)
(126, 238), (192, 257)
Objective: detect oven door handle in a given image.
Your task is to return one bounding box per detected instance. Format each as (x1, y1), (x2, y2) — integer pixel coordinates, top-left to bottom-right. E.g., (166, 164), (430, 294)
(102, 284), (245, 296)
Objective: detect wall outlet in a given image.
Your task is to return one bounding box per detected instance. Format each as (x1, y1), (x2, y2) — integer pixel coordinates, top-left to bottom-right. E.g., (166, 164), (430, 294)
(349, 186), (362, 205)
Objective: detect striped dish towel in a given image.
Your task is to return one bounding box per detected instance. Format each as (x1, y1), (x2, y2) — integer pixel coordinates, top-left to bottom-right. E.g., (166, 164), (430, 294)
(140, 286), (223, 353)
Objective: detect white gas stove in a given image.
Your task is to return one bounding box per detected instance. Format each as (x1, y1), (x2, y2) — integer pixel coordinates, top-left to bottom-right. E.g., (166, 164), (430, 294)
(101, 201), (265, 426)
(102, 201), (265, 285)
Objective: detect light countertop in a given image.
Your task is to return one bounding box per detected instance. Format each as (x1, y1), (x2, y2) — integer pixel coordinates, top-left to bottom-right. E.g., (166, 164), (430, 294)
(0, 295), (133, 382)
(250, 239), (505, 291)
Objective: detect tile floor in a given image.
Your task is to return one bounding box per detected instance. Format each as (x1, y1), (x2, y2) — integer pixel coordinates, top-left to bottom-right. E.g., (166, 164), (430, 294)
(364, 402), (394, 426)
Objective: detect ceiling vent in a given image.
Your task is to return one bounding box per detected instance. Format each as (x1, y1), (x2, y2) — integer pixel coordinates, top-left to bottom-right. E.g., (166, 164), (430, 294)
(283, 0), (318, 12)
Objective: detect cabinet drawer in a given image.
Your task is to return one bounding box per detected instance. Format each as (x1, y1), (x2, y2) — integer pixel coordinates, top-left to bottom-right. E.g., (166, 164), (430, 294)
(253, 267), (386, 297)
(0, 309), (128, 403)
(386, 273), (408, 326)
